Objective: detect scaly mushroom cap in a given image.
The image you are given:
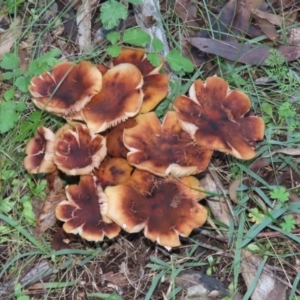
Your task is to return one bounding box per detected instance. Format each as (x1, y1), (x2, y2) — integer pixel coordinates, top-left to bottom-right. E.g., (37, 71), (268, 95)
(28, 61), (102, 116)
(93, 157), (133, 189)
(104, 170), (207, 248)
(113, 48), (169, 113)
(56, 175), (120, 241)
(124, 112), (213, 177)
(106, 118), (137, 158)
(54, 124), (107, 175)
(173, 76), (265, 160)
(24, 126), (56, 174)
(81, 63), (144, 133)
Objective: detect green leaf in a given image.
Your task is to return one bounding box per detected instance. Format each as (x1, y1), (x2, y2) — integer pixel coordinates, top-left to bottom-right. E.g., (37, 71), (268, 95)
(146, 53), (161, 67)
(123, 28), (151, 47)
(127, 0), (143, 4)
(280, 215), (296, 232)
(106, 31), (121, 45)
(166, 50), (194, 73)
(0, 101), (19, 133)
(3, 89), (15, 101)
(107, 45), (122, 57)
(100, 0), (127, 30)
(16, 102), (26, 112)
(261, 103), (273, 117)
(152, 38), (164, 53)
(0, 197), (15, 214)
(270, 187), (290, 203)
(0, 53), (20, 70)
(3, 68), (23, 80)
(22, 201), (36, 225)
(14, 76), (30, 93)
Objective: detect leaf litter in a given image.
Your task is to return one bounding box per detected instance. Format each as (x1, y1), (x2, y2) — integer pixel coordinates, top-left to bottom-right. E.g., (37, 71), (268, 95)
(1, 0), (300, 299)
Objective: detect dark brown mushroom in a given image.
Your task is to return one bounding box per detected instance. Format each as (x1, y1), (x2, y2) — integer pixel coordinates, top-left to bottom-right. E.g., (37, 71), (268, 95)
(173, 76), (265, 159)
(81, 63), (143, 133)
(106, 118), (137, 158)
(56, 175), (120, 241)
(54, 124), (106, 175)
(123, 111), (213, 177)
(113, 47), (169, 113)
(23, 126), (56, 174)
(104, 170), (207, 248)
(28, 61), (102, 116)
(93, 157), (133, 189)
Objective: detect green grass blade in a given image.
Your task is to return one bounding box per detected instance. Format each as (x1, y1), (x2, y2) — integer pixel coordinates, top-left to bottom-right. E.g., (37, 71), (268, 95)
(0, 212), (46, 251)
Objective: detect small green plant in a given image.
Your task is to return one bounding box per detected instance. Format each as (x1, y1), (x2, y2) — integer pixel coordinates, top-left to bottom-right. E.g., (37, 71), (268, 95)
(0, 49), (61, 133)
(280, 215), (296, 232)
(99, 0), (194, 74)
(269, 186), (290, 203)
(14, 283), (30, 300)
(206, 255), (220, 276)
(248, 208), (265, 224)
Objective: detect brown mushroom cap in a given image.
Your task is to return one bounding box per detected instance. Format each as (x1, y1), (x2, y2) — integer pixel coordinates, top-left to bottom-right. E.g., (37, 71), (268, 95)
(173, 76), (265, 160)
(93, 157), (133, 189)
(28, 61), (102, 116)
(81, 63), (144, 133)
(56, 175), (120, 241)
(112, 47), (163, 76)
(104, 170), (207, 248)
(24, 126), (56, 174)
(124, 111), (213, 177)
(113, 48), (169, 113)
(54, 124), (107, 175)
(106, 118), (137, 158)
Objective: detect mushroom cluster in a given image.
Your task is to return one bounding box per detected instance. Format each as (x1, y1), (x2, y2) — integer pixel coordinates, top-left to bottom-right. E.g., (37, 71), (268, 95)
(24, 48), (265, 249)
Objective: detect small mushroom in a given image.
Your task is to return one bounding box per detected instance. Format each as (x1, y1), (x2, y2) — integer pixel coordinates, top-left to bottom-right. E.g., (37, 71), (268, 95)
(81, 63), (144, 133)
(54, 124), (107, 175)
(173, 76), (265, 160)
(23, 126), (56, 174)
(104, 169), (207, 248)
(124, 111), (213, 177)
(28, 61), (102, 116)
(113, 48), (169, 113)
(106, 118), (137, 158)
(93, 157), (133, 189)
(56, 175), (120, 241)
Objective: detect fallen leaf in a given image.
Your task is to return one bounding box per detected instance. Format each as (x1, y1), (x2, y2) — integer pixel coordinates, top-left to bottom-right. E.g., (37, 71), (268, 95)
(174, 0), (201, 28)
(188, 37), (300, 65)
(38, 175), (65, 233)
(175, 270), (229, 299)
(251, 8), (283, 26)
(100, 271), (127, 286)
(229, 178), (243, 204)
(56, 0), (78, 41)
(263, 148), (300, 158)
(0, 17), (21, 59)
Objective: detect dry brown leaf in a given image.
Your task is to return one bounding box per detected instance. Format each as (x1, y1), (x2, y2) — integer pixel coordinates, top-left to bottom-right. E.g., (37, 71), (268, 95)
(38, 176), (65, 233)
(100, 271), (127, 286)
(174, 0), (201, 28)
(253, 16), (277, 41)
(250, 158), (270, 173)
(188, 37), (300, 65)
(229, 178), (243, 204)
(263, 148), (300, 157)
(251, 8), (283, 26)
(0, 17), (21, 59)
